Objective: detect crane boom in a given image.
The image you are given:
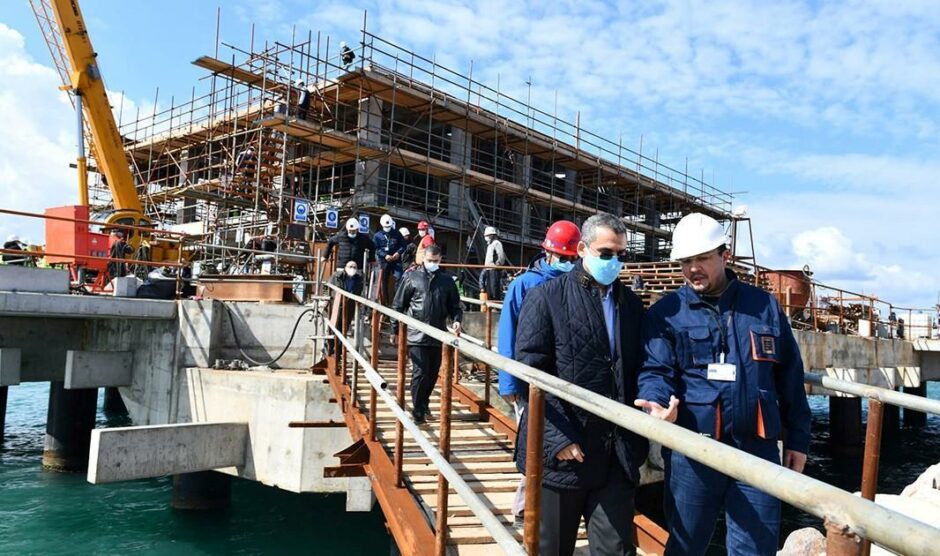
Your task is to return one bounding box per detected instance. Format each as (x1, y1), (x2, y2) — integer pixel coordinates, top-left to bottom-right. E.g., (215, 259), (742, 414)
(36, 0), (143, 216)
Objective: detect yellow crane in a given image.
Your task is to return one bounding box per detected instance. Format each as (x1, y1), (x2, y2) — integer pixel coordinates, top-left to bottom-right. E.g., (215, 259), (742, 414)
(29, 0), (175, 259)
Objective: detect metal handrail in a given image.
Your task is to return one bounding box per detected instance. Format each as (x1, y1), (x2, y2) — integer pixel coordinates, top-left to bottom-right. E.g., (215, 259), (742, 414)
(330, 284), (940, 555)
(323, 303), (525, 555)
(460, 295), (504, 310)
(805, 373), (940, 415)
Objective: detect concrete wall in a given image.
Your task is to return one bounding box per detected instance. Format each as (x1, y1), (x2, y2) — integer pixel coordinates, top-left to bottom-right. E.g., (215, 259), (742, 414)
(216, 302), (320, 369)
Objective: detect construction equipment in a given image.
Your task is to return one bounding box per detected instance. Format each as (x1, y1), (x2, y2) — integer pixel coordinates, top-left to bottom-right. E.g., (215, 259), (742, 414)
(29, 0), (182, 282)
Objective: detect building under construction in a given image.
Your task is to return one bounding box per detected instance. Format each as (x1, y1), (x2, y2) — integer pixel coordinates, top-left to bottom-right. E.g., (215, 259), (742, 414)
(108, 23), (732, 277)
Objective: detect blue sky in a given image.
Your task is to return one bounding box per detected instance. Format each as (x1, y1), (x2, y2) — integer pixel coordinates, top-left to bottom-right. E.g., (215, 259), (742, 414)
(2, 0), (938, 309)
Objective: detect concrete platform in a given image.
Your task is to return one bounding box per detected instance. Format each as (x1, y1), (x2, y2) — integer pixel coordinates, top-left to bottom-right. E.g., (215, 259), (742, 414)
(0, 291), (176, 319)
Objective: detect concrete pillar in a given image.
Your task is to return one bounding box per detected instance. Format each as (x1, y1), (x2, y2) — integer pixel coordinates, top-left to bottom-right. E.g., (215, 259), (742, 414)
(172, 471), (232, 510)
(355, 97), (383, 197)
(43, 381), (98, 472)
(0, 386), (7, 444)
(903, 383), (928, 427)
(883, 396), (900, 433)
(563, 168), (577, 201)
(829, 396), (863, 454)
(644, 196), (661, 260)
(447, 128), (472, 223)
(103, 387), (128, 415)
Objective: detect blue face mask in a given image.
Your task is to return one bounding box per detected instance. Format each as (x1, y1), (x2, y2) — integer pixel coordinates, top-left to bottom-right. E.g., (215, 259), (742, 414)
(548, 258), (575, 273)
(583, 251), (622, 285)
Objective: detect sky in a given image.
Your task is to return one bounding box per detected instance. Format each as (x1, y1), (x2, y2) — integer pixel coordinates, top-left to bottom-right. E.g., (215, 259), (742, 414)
(1, 0), (938, 308)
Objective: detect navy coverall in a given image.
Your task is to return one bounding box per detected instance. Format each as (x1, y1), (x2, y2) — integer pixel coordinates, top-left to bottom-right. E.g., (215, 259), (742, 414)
(638, 270), (811, 555)
(373, 228), (406, 303)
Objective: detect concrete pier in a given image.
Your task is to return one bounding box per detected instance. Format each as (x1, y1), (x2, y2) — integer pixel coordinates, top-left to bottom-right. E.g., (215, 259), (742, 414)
(0, 385), (7, 443)
(903, 383), (928, 427)
(172, 471), (232, 510)
(829, 397), (864, 453)
(43, 382), (98, 471)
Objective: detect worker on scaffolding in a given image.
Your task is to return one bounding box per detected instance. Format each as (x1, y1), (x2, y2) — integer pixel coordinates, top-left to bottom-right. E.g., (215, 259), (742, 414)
(373, 214), (406, 306)
(481, 226), (509, 301)
(107, 230), (133, 279)
(324, 217), (375, 274)
(496, 220), (580, 530)
(392, 244), (462, 425)
(514, 213), (648, 555)
(636, 212), (811, 556)
(399, 227), (416, 269)
(414, 220), (435, 265)
(2, 235), (28, 266)
(295, 80), (311, 121)
(326, 260), (364, 355)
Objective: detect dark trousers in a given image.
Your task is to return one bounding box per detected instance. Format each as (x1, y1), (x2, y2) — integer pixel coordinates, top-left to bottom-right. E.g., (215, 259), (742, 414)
(482, 268), (503, 300)
(663, 441), (781, 556)
(408, 344), (442, 415)
(540, 465), (636, 556)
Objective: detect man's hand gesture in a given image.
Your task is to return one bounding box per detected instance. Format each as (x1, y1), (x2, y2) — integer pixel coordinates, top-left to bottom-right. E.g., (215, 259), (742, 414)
(634, 395), (680, 423)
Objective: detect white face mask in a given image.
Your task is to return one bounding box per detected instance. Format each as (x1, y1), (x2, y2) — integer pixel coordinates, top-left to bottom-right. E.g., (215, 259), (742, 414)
(344, 267), (357, 277)
(382, 225), (393, 232)
(347, 231), (357, 238)
(424, 261), (440, 273)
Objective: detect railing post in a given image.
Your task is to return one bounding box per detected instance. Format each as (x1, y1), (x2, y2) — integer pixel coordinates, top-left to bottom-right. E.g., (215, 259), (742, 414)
(435, 344), (455, 556)
(484, 306), (493, 408)
(369, 307), (380, 441)
(524, 385), (545, 555)
(860, 398), (884, 556)
(394, 322), (407, 487)
(826, 519), (862, 556)
(340, 297), (348, 386)
(351, 300), (361, 407)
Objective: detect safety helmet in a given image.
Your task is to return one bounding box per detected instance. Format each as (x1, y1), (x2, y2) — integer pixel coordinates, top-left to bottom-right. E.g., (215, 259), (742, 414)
(417, 220), (429, 230)
(345, 218), (360, 231)
(483, 226), (498, 237)
(541, 220), (580, 257)
(670, 213), (727, 260)
(399, 227), (411, 237)
(380, 214), (394, 228)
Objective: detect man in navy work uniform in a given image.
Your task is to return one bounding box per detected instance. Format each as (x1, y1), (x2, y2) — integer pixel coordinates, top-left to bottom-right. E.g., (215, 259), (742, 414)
(514, 213), (648, 556)
(373, 214), (406, 305)
(635, 212), (811, 556)
(496, 219), (581, 528)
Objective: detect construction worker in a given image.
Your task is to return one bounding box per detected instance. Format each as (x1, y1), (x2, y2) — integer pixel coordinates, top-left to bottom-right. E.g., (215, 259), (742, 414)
(324, 217), (375, 270)
(399, 227), (417, 269)
(295, 80), (311, 120)
(373, 214), (406, 305)
(514, 213), (648, 555)
(636, 212), (811, 556)
(326, 260), (364, 355)
(108, 230), (132, 278)
(496, 219), (580, 529)
(2, 235), (27, 265)
(392, 244), (462, 425)
(481, 226), (509, 301)
(414, 220), (435, 265)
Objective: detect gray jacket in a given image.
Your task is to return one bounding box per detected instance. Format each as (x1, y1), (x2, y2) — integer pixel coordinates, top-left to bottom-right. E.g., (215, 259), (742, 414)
(392, 267), (463, 346)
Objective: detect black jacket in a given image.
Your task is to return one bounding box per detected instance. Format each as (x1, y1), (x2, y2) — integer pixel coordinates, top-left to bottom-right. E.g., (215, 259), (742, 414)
(392, 267), (463, 346)
(325, 232), (374, 267)
(514, 265), (648, 490)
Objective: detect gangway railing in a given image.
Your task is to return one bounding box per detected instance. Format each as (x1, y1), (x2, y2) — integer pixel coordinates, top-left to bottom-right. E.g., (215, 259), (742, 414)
(328, 284), (940, 556)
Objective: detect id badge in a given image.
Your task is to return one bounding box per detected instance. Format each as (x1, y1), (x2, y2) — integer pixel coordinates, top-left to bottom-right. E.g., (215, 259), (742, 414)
(707, 353), (737, 382)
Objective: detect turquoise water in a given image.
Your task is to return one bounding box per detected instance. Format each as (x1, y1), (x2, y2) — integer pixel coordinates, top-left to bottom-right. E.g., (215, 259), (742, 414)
(0, 383), (390, 556)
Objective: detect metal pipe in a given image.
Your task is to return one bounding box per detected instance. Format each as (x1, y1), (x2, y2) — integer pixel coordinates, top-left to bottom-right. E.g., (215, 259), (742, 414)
(805, 373), (940, 415)
(0, 207), (186, 238)
(76, 93), (89, 206)
(860, 399), (884, 556)
(394, 321), (407, 487)
(351, 300), (361, 408)
(435, 344), (455, 556)
(484, 308), (493, 408)
(523, 385), (545, 555)
(327, 285), (940, 555)
(369, 307), (380, 441)
(325, 317), (524, 555)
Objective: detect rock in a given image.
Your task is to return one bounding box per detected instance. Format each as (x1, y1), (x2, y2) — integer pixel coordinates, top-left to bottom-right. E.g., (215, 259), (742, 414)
(777, 527), (825, 556)
(900, 462), (940, 498)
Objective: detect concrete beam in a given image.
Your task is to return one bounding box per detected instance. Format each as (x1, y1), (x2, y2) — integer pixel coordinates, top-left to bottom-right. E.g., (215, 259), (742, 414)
(0, 266), (69, 293)
(65, 350), (133, 389)
(87, 422), (248, 484)
(0, 292), (176, 320)
(0, 348), (21, 386)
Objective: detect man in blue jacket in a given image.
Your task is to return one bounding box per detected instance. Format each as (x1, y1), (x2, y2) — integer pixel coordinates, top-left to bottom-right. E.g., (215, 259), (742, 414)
(374, 214), (406, 305)
(635, 213), (811, 556)
(515, 213), (648, 556)
(496, 219), (581, 528)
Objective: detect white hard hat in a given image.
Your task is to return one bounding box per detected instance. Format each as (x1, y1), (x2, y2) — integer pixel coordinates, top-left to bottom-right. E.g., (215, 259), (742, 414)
(7, 234), (19, 243)
(399, 227), (411, 237)
(670, 213), (728, 260)
(380, 214), (394, 228)
(345, 218), (360, 231)
(483, 226), (498, 237)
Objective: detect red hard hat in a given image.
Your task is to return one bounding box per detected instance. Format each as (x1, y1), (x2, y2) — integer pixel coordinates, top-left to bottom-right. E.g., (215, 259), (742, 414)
(542, 220), (580, 257)
(417, 220), (429, 230)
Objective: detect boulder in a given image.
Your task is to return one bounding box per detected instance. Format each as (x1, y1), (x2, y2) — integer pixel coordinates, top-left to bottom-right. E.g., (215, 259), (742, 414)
(777, 527), (825, 556)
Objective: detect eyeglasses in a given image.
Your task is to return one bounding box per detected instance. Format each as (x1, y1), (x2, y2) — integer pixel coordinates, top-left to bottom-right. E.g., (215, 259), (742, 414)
(555, 254), (579, 263)
(588, 246), (630, 263)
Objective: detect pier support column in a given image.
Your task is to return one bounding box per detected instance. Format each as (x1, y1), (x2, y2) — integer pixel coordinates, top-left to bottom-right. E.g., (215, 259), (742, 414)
(0, 386), (7, 444)
(903, 383), (928, 427)
(103, 387), (128, 415)
(43, 381), (98, 471)
(829, 396), (863, 453)
(882, 395), (900, 433)
(172, 471), (232, 510)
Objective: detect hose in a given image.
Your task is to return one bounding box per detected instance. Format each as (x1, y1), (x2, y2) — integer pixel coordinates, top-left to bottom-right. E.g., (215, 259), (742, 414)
(223, 303), (318, 367)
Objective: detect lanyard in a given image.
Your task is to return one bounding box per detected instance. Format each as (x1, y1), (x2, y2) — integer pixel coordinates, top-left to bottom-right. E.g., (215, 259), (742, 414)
(703, 286), (738, 362)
